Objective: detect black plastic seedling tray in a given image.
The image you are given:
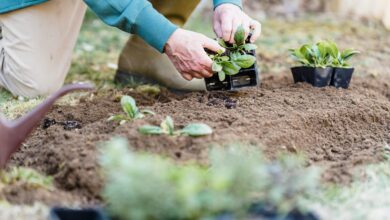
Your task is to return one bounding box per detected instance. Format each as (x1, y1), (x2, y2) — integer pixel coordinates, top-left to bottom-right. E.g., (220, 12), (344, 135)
(205, 51), (259, 91)
(291, 66), (333, 87)
(50, 207), (109, 220)
(291, 66), (354, 89)
(50, 205), (320, 220)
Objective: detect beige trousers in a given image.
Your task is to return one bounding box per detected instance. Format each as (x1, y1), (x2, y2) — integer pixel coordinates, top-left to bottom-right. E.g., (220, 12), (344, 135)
(0, 0), (86, 97)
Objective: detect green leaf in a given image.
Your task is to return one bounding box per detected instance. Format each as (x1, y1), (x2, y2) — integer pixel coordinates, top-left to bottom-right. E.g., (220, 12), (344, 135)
(141, 109), (156, 115)
(121, 95), (138, 118)
(218, 38), (227, 48)
(234, 25), (246, 46)
(161, 116), (174, 135)
(218, 71), (226, 81)
(327, 41), (339, 58)
(108, 114), (128, 122)
(220, 56), (229, 61)
(341, 49), (360, 61)
(180, 123), (213, 137)
(233, 55), (256, 68)
(212, 62), (223, 72)
(138, 125), (164, 135)
(242, 44), (257, 51)
(221, 61), (241, 76)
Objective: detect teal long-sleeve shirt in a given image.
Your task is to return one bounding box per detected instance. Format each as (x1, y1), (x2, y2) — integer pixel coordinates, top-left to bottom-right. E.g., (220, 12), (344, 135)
(0, 0), (242, 52)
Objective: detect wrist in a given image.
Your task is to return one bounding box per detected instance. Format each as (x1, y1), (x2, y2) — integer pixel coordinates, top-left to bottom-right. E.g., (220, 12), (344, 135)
(164, 28), (181, 53)
(213, 0), (242, 10)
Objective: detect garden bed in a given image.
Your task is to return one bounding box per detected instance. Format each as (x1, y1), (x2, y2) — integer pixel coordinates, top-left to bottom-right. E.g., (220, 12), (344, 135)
(2, 73), (389, 206)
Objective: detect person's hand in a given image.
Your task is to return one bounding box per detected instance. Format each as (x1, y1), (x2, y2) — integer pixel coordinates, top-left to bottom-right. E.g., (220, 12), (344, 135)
(164, 29), (225, 81)
(213, 4), (261, 43)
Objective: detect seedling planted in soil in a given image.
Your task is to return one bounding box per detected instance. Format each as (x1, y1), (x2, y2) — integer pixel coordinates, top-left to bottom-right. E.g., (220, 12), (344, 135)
(138, 116), (213, 137)
(206, 26), (259, 91)
(108, 95), (155, 125)
(289, 40), (359, 88)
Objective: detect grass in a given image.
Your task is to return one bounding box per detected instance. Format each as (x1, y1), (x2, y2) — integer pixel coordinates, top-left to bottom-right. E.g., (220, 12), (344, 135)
(0, 167), (53, 190)
(308, 150), (390, 219)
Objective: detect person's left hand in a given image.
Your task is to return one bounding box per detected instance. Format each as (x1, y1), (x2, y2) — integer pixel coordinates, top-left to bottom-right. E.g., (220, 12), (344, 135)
(213, 3), (261, 44)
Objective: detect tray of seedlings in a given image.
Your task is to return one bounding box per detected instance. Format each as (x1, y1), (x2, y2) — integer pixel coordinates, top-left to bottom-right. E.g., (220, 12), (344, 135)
(289, 40), (359, 88)
(205, 26), (260, 91)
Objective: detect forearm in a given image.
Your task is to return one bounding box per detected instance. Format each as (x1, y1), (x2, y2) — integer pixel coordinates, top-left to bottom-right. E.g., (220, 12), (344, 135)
(84, 0), (177, 52)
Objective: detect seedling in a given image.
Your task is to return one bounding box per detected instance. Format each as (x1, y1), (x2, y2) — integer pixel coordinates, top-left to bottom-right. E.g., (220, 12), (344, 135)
(289, 40), (359, 88)
(206, 26), (259, 91)
(210, 26), (257, 81)
(138, 116), (213, 137)
(108, 95), (155, 125)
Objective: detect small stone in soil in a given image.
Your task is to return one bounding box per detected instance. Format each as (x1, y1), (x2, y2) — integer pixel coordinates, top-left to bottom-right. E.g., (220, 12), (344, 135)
(42, 118), (57, 129)
(59, 121), (82, 130)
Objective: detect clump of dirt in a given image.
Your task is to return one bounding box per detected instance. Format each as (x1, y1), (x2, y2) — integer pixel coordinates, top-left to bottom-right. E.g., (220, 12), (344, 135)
(6, 74), (390, 205)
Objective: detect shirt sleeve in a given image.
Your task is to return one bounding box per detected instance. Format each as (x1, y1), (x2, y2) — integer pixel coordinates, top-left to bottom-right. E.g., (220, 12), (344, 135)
(84, 0), (177, 52)
(213, 0), (243, 9)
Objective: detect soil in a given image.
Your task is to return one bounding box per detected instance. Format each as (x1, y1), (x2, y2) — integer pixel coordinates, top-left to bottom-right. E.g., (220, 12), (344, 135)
(3, 73), (390, 206)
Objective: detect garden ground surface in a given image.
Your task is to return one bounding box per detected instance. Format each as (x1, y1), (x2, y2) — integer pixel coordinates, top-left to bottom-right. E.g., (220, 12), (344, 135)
(0, 7), (390, 220)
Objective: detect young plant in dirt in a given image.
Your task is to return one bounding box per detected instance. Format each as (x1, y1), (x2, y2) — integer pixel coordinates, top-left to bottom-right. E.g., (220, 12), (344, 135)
(108, 95), (154, 125)
(138, 116), (213, 137)
(99, 138), (320, 220)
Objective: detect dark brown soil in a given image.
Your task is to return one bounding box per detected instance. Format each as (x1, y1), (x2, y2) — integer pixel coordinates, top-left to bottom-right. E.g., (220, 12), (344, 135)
(4, 74), (390, 205)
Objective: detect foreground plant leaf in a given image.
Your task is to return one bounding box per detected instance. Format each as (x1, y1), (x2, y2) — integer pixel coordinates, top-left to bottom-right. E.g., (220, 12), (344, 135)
(100, 138), (320, 220)
(139, 116), (212, 137)
(138, 125), (163, 135)
(180, 123), (213, 137)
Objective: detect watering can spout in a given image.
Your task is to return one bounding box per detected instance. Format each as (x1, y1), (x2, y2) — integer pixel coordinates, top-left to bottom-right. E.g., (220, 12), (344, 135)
(0, 83), (94, 168)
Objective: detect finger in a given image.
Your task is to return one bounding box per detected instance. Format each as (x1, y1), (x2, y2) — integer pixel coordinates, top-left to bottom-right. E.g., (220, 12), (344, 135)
(182, 73), (193, 81)
(213, 21), (223, 38)
(202, 37), (225, 53)
(192, 72), (203, 79)
(243, 20), (251, 41)
(221, 19), (233, 42)
(250, 20), (262, 43)
(229, 18), (241, 43)
(202, 70), (213, 78)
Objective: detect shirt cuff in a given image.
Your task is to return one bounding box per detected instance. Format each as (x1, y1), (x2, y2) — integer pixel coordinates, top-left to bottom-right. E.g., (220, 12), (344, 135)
(213, 0), (243, 9)
(134, 5), (178, 52)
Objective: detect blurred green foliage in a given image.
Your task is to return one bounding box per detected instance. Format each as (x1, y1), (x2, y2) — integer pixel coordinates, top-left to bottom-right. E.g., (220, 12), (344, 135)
(100, 138), (320, 220)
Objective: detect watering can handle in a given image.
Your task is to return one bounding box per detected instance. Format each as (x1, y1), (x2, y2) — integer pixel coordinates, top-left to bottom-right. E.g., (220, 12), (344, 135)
(0, 83), (94, 168)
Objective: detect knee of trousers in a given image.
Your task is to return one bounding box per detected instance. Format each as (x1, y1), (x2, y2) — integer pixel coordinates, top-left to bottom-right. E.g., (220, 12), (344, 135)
(0, 63), (64, 98)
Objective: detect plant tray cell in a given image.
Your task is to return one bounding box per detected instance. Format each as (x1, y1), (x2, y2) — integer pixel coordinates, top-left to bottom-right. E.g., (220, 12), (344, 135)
(331, 68), (354, 89)
(50, 208), (109, 220)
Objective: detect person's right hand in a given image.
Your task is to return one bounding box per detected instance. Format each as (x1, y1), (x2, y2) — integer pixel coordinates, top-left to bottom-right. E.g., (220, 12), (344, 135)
(164, 29), (225, 81)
